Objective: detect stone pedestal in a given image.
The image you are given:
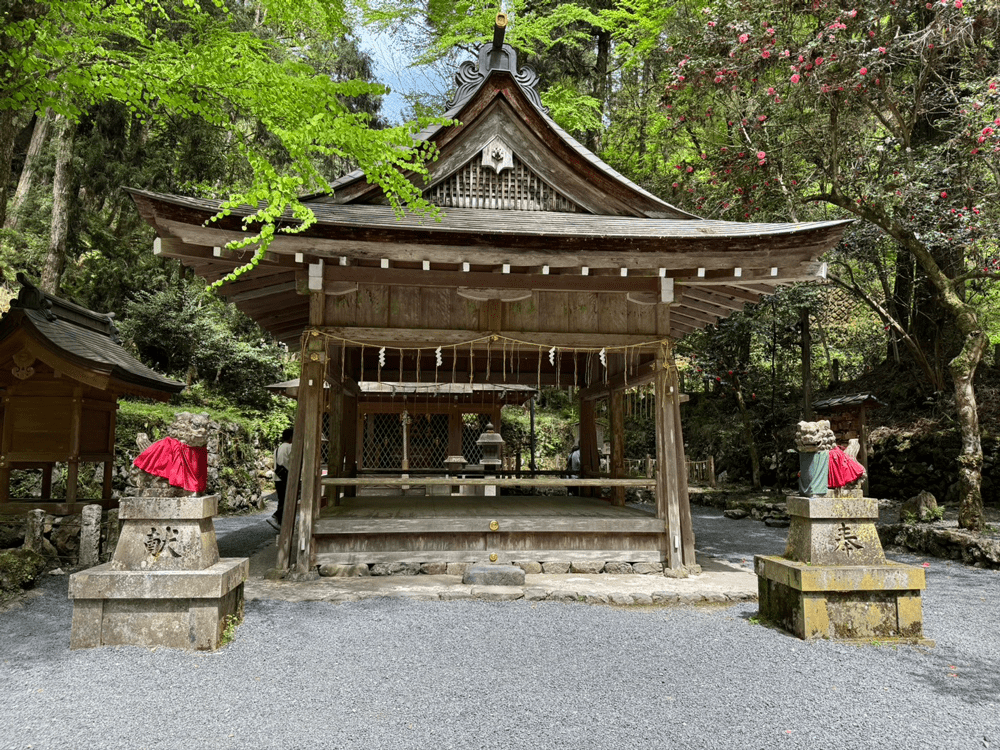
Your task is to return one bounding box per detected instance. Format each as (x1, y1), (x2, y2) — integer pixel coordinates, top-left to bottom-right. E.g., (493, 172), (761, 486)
(755, 495), (931, 644)
(69, 495), (247, 651)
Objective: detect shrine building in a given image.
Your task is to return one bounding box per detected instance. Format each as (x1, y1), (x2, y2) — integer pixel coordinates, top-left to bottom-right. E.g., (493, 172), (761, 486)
(129, 22), (850, 575)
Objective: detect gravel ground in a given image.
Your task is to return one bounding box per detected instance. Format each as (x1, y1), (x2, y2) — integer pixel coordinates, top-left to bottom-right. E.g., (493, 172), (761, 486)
(1, 504), (998, 750)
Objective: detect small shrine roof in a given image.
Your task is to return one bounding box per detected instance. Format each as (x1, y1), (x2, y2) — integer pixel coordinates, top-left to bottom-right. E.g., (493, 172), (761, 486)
(0, 274), (184, 398)
(813, 393), (885, 411)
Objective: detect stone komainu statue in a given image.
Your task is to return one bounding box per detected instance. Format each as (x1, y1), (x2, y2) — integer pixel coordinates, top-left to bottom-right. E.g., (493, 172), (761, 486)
(130, 412), (211, 497)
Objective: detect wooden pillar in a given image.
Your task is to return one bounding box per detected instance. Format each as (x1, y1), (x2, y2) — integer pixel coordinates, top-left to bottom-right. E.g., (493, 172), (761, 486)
(579, 398), (599, 497)
(610, 389), (625, 506)
(325, 375), (345, 510)
(1, 393), (13, 502)
(343, 393), (358, 498)
(294, 331), (327, 574)
(655, 344), (682, 569)
(41, 465), (53, 500)
(103, 403), (117, 504)
(448, 411), (463, 457)
(361, 406), (374, 470)
(66, 386), (83, 510)
(670, 365), (696, 565)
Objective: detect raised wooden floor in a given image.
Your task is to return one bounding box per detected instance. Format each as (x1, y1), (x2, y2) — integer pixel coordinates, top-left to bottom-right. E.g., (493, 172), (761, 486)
(313, 495), (667, 566)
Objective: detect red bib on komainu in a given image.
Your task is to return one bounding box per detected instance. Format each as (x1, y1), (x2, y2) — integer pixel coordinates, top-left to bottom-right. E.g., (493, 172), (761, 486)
(827, 445), (865, 488)
(133, 436), (208, 493)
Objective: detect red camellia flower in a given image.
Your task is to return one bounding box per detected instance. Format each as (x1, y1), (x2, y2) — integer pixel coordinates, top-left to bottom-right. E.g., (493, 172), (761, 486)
(756, 150), (766, 159)
(791, 73), (800, 83)
(859, 67), (868, 75)
(941, 191), (948, 198)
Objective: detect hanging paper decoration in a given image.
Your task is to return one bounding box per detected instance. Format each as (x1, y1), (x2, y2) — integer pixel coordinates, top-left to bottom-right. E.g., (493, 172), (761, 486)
(378, 347), (386, 367)
(599, 348), (607, 367)
(435, 346), (443, 367)
(548, 346), (556, 366)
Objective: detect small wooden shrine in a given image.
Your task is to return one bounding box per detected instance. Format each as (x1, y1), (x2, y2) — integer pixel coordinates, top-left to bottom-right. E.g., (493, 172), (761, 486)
(0, 274), (184, 514)
(812, 392), (883, 476)
(129, 19), (850, 574)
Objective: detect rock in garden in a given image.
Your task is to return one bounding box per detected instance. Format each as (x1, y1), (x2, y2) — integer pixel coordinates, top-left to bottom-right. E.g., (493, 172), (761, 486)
(569, 561), (604, 574)
(900, 490), (938, 522)
(723, 508), (750, 520)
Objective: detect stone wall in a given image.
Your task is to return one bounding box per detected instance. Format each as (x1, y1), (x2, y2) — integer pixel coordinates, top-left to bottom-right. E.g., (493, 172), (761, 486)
(868, 430), (1000, 505)
(0, 507), (120, 568)
(117, 418), (271, 513)
(877, 523), (1000, 569)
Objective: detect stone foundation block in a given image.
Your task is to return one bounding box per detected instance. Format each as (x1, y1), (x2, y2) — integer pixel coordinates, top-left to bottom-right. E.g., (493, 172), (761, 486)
(463, 564), (525, 586)
(632, 562), (664, 575)
(69, 559), (247, 650)
(515, 561), (543, 574)
(603, 562), (634, 575)
(755, 555), (932, 644)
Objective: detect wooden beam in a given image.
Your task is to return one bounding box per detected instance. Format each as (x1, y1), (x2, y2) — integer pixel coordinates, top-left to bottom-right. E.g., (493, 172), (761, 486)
(320, 476), (657, 487)
(156, 236), (303, 268)
(680, 285), (762, 303)
(670, 307), (718, 327)
(155, 217), (839, 271)
(679, 287), (748, 312)
(320, 326), (668, 350)
(228, 280), (299, 303)
(579, 360), (657, 400)
(322, 265), (663, 295)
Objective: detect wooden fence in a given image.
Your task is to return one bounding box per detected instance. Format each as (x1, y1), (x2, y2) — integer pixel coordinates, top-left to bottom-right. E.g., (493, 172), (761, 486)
(625, 455), (716, 487)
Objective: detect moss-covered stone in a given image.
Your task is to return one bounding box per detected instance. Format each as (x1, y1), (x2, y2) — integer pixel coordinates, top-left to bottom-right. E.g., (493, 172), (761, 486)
(0, 548), (47, 601)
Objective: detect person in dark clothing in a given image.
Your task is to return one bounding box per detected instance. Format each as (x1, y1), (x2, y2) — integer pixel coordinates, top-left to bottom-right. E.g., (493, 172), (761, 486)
(268, 427), (293, 531)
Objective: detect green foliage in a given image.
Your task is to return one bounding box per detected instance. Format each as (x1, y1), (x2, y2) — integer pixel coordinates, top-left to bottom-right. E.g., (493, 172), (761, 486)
(499, 391), (579, 470)
(541, 83), (603, 135)
(220, 612), (242, 646)
(117, 395), (293, 448)
(0, 0), (446, 284)
(117, 284), (285, 410)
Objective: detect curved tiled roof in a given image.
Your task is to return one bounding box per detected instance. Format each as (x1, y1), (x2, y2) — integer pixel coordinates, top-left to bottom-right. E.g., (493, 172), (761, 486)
(1, 274), (183, 396)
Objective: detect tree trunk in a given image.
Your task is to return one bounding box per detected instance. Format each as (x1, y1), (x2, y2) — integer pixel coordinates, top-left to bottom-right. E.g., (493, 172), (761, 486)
(733, 375), (761, 490)
(953, 327), (987, 531)
(0, 108), (17, 233)
(5, 109), (52, 232)
(800, 307), (813, 420)
(40, 116), (74, 295)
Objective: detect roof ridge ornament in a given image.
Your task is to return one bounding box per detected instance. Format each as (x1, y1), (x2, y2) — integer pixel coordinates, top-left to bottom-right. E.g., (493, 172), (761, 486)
(481, 135), (514, 174)
(447, 15), (545, 113)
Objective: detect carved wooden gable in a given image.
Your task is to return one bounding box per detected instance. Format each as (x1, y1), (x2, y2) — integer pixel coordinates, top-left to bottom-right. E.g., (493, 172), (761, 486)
(425, 145), (582, 212)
